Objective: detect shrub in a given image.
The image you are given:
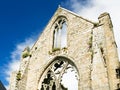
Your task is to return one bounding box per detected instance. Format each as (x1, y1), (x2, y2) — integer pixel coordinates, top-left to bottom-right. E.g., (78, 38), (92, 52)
(52, 48), (60, 52)
(22, 52), (30, 58)
(16, 71), (21, 81)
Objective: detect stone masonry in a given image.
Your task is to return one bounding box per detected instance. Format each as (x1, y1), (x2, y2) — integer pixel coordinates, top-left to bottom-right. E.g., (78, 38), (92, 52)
(9, 7), (120, 90)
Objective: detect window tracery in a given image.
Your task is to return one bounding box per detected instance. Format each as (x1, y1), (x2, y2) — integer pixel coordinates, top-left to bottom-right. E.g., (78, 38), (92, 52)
(53, 17), (67, 49)
(39, 57), (78, 90)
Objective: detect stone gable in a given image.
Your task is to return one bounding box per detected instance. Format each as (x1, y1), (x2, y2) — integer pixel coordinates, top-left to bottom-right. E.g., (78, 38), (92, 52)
(9, 7), (120, 90)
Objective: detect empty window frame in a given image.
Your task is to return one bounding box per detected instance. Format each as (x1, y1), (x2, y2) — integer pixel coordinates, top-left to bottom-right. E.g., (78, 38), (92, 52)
(53, 17), (67, 49)
(116, 68), (120, 79)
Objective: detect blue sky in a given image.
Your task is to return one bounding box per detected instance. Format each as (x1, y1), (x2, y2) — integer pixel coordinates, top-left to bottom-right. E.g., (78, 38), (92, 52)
(0, 0), (120, 89)
(0, 0), (81, 88)
(0, 0), (66, 88)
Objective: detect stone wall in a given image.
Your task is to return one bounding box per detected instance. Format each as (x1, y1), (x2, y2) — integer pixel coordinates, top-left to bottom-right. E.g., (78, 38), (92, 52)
(9, 7), (120, 90)
(9, 71), (17, 90)
(25, 7), (94, 90)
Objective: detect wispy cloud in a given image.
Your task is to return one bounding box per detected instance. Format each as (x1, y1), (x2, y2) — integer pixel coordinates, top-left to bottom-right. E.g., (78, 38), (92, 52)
(4, 37), (36, 89)
(61, 0), (120, 59)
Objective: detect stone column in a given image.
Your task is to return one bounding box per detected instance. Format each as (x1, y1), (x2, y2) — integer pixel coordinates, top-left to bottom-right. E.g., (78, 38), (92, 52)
(98, 12), (120, 90)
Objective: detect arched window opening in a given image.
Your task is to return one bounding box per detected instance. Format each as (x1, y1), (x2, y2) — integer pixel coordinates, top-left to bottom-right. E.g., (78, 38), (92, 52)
(61, 64), (78, 90)
(61, 22), (67, 48)
(53, 17), (67, 49)
(39, 57), (79, 90)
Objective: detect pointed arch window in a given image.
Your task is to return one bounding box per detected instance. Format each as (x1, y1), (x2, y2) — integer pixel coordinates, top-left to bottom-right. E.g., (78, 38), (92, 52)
(53, 17), (67, 49)
(38, 57), (79, 90)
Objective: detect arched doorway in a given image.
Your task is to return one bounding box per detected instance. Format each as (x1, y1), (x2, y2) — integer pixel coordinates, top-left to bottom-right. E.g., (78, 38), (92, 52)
(38, 57), (79, 90)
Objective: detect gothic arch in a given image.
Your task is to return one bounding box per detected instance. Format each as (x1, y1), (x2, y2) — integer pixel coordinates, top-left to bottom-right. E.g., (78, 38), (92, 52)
(52, 16), (68, 49)
(37, 56), (79, 90)
(51, 15), (69, 27)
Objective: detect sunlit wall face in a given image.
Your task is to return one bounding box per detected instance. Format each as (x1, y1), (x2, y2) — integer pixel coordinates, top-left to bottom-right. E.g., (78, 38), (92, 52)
(39, 57), (79, 90)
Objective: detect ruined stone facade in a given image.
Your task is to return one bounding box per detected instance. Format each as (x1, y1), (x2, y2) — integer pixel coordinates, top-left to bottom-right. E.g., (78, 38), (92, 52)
(9, 7), (120, 90)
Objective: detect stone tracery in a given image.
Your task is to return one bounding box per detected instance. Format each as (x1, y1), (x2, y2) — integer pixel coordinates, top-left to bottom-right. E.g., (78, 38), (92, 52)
(40, 57), (78, 90)
(53, 17), (67, 49)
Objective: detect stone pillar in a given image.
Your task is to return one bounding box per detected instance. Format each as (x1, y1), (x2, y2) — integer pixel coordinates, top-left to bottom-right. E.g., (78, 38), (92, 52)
(9, 71), (17, 90)
(91, 43), (109, 90)
(98, 12), (120, 90)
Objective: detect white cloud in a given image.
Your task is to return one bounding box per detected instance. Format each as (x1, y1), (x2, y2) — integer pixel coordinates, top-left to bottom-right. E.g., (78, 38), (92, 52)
(4, 37), (36, 89)
(62, 0), (120, 60)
